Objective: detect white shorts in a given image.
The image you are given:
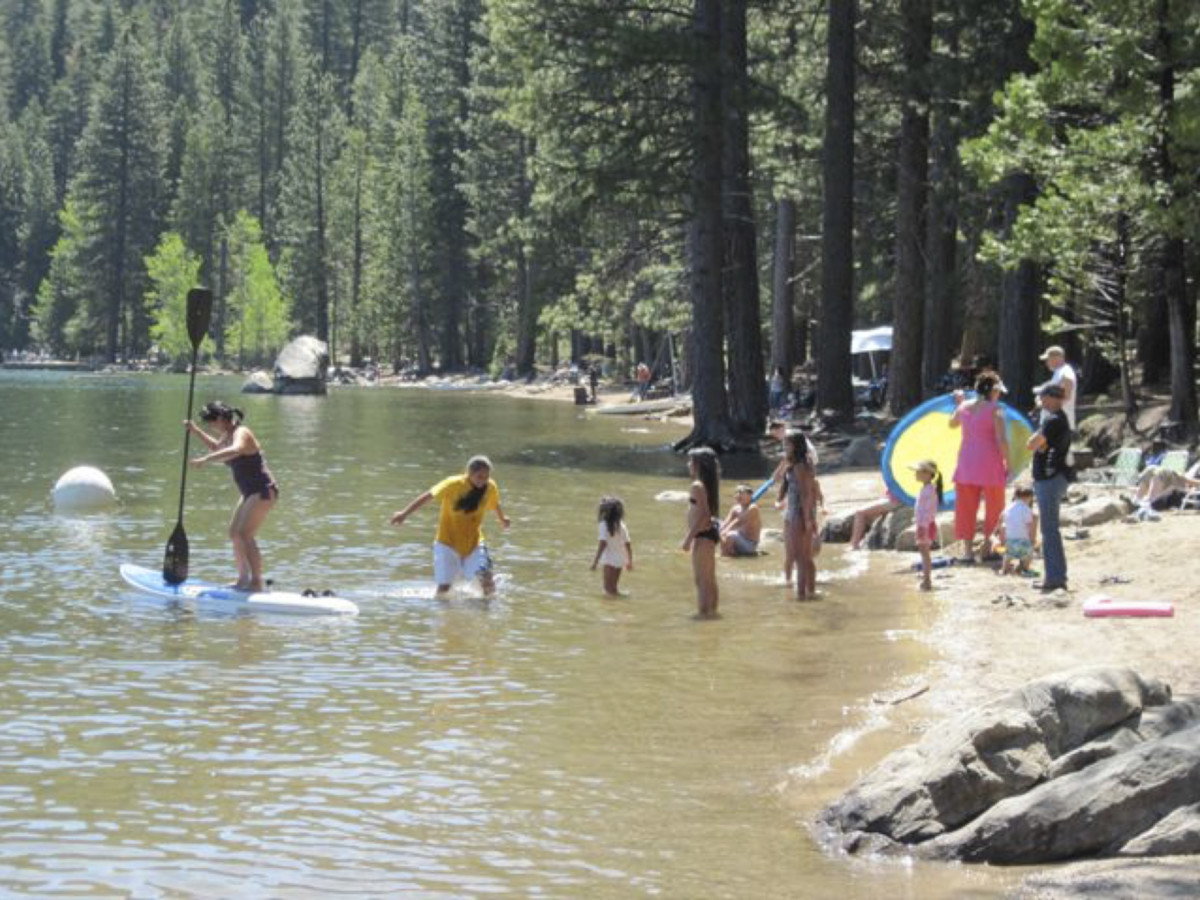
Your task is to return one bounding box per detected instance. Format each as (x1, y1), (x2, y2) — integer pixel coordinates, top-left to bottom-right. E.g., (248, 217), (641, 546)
(433, 541), (492, 586)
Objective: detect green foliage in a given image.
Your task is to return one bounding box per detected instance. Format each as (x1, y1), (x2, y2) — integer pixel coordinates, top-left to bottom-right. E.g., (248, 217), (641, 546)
(32, 200), (88, 354)
(144, 231), (204, 363)
(964, 0), (1200, 322)
(223, 210), (289, 365)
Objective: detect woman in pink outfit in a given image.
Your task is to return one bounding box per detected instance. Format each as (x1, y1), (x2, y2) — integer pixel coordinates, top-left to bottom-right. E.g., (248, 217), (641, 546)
(949, 371), (1009, 563)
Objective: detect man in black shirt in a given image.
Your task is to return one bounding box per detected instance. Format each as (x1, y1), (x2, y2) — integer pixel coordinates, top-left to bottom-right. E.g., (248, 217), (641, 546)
(1028, 384), (1072, 591)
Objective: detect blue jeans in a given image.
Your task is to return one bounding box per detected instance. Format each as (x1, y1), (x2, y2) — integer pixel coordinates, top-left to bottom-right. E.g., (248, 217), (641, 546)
(1034, 474), (1069, 585)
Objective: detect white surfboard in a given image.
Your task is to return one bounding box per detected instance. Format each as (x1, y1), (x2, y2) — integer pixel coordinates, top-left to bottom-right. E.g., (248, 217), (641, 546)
(119, 563), (358, 617)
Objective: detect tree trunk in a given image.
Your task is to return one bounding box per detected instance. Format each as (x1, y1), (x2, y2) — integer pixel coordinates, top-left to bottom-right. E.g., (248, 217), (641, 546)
(996, 172), (1040, 411)
(888, 0), (932, 416)
(1156, 0), (1197, 432)
(816, 0), (856, 420)
(677, 0), (733, 451)
(1113, 212), (1137, 421)
(514, 138), (538, 377)
(720, 0), (766, 442)
(922, 4), (960, 393)
(770, 196), (796, 381)
(350, 152), (364, 367)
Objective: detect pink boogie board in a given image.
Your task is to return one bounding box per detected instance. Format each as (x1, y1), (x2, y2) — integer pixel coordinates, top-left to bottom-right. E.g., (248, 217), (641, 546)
(1083, 595), (1174, 618)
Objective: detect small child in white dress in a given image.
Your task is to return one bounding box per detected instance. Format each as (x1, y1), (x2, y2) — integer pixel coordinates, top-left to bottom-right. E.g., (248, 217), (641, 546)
(591, 496), (633, 595)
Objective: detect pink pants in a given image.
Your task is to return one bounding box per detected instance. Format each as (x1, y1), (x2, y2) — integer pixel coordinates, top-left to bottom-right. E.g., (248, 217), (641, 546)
(954, 483), (1006, 543)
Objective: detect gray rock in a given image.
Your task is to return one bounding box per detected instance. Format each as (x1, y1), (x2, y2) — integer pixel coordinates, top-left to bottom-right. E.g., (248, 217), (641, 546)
(924, 724), (1200, 863)
(241, 370), (274, 394)
(822, 513), (854, 543)
(883, 505), (916, 548)
(840, 436), (881, 468)
(1120, 803), (1200, 857)
(1063, 496), (1132, 528)
(821, 667), (1170, 848)
(273, 335), (329, 394)
(1018, 857), (1200, 899)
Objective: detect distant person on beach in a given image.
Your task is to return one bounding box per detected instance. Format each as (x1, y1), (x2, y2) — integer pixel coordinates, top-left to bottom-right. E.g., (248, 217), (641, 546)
(768, 366), (788, 413)
(994, 485), (1038, 577)
(681, 447), (721, 618)
(949, 371), (1009, 564)
(589, 364), (600, 403)
(390, 455), (511, 596)
(591, 496), (633, 594)
(1035, 345), (1077, 430)
(910, 459), (943, 591)
(635, 362), (652, 400)
(780, 430), (819, 600)
(185, 401), (278, 591)
(1028, 384), (1072, 592)
(719, 485), (762, 557)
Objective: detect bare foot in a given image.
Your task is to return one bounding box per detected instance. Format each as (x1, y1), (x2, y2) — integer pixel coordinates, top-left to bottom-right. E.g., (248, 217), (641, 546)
(920, 579), (933, 591)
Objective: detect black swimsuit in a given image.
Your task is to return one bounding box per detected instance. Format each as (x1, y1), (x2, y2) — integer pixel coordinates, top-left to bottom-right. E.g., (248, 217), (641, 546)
(226, 450), (278, 500)
(690, 498), (720, 542)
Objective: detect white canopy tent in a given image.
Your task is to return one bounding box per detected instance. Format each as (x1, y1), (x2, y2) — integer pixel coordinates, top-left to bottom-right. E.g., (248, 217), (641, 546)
(851, 326), (893, 379)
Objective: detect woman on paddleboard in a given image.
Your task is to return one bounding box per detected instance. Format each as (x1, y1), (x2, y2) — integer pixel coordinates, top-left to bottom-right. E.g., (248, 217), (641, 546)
(390, 455), (511, 596)
(186, 401), (278, 591)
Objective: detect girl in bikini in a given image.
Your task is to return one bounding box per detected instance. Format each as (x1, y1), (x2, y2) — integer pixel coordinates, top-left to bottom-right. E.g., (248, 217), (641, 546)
(186, 401), (278, 591)
(780, 430), (818, 600)
(682, 446), (721, 618)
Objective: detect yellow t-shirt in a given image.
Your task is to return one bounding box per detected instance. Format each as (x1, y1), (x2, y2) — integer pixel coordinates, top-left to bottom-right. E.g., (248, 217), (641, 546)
(431, 475), (500, 557)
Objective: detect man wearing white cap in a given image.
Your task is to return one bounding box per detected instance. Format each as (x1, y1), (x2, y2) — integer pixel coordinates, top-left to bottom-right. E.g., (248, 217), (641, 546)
(1036, 346), (1077, 430)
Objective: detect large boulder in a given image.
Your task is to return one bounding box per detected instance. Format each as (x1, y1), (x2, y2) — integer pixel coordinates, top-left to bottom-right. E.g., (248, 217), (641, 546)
(820, 668), (1200, 867)
(1063, 495), (1133, 528)
(241, 370), (274, 394)
(840, 436), (881, 469)
(273, 336), (328, 395)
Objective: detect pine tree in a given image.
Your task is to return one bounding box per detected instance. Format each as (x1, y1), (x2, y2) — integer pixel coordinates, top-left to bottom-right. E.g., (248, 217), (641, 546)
(61, 28), (166, 360)
(277, 60), (343, 341)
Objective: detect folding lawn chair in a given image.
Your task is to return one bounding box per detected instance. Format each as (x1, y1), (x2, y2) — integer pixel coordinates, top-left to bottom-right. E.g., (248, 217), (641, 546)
(1087, 447), (1142, 487)
(1160, 449), (1190, 475)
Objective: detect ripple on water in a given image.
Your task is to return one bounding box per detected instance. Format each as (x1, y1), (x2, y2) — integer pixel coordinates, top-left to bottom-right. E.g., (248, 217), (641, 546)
(0, 376), (983, 898)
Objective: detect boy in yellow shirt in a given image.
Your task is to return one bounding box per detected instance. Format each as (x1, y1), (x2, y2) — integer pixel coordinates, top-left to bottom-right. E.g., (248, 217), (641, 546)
(391, 456), (511, 595)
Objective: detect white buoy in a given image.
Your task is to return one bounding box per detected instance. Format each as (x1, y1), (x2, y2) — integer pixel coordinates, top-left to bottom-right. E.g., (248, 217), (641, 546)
(52, 465), (117, 512)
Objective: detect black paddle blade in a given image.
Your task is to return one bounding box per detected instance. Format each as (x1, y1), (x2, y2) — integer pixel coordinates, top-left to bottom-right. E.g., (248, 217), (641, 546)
(163, 521), (189, 584)
(186, 288), (214, 350)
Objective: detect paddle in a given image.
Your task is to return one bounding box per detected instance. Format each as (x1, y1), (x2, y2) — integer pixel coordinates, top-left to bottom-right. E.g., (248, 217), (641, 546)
(163, 288), (214, 584)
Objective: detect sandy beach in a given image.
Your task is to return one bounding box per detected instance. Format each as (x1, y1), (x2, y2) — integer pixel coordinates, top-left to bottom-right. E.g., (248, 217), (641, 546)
(474, 377), (1200, 894)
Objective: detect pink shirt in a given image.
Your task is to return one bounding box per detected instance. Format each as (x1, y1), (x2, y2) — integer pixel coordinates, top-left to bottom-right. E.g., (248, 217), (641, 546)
(952, 401), (1008, 487)
(915, 483), (939, 528)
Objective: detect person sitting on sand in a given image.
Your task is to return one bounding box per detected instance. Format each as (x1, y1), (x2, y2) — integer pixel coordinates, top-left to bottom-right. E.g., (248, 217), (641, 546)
(848, 488), (903, 551)
(719, 485), (763, 557)
(1133, 458), (1200, 513)
(994, 485), (1038, 576)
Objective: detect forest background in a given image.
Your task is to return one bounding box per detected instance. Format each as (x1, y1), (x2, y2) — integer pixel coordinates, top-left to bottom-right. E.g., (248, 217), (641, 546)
(0, 0), (1197, 448)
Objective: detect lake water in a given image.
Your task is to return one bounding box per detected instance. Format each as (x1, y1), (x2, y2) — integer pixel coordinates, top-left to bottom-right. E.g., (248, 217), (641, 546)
(0, 371), (1016, 898)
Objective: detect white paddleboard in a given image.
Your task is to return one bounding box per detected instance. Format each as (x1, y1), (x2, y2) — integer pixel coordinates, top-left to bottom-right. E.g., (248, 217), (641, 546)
(120, 563), (358, 617)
